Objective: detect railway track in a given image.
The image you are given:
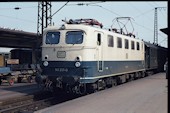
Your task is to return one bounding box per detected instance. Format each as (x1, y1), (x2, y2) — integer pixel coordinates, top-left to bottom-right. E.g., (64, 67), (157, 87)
(0, 91), (54, 113)
(0, 90), (82, 113)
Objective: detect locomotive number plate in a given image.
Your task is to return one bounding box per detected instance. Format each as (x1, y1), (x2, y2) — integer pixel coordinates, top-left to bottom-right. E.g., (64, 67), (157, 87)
(57, 51), (66, 58)
(55, 68), (68, 72)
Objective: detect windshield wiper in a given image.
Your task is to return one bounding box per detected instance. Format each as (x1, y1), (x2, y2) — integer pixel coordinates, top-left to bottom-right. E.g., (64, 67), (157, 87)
(73, 38), (82, 45)
(47, 38), (52, 45)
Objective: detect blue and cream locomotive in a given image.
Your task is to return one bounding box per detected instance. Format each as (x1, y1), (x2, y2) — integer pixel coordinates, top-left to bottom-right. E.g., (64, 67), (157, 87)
(40, 19), (167, 94)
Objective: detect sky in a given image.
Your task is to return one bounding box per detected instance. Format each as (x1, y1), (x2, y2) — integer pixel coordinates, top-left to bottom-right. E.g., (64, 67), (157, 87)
(0, 1), (168, 52)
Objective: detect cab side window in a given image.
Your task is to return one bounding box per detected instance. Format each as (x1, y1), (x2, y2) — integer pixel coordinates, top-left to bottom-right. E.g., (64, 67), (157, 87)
(97, 33), (101, 46)
(108, 35), (114, 47)
(117, 37), (122, 48)
(131, 41), (135, 50)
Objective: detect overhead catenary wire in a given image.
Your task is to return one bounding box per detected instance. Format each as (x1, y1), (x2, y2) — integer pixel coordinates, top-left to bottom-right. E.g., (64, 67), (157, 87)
(153, 2), (159, 6)
(136, 2), (167, 22)
(83, 4), (121, 16)
(90, 3), (166, 39)
(158, 7), (166, 18)
(127, 2), (156, 32)
(66, 2), (120, 16)
(76, 2), (166, 41)
(147, 2), (156, 7)
(127, 2), (167, 42)
(0, 6), (37, 10)
(159, 38), (167, 45)
(133, 21), (166, 39)
(134, 9), (154, 18)
(0, 2), (167, 47)
(146, 2), (166, 18)
(0, 5), (37, 24)
(67, 1), (106, 6)
(88, 4), (121, 17)
(0, 14), (36, 24)
(51, 1), (69, 18)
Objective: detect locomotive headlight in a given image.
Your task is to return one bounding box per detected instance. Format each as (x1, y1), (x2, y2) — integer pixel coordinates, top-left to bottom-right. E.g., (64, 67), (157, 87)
(43, 61), (49, 67)
(75, 61), (81, 67)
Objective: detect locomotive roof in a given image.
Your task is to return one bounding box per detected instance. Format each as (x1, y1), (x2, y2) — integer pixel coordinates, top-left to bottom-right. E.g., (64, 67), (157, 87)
(45, 23), (143, 42)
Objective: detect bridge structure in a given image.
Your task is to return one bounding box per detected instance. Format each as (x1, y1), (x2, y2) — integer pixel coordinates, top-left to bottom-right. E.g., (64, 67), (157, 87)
(0, 27), (42, 63)
(0, 27), (42, 48)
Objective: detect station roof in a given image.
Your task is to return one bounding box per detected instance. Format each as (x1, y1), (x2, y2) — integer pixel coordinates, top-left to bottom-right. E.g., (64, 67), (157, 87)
(0, 28), (42, 48)
(160, 28), (168, 35)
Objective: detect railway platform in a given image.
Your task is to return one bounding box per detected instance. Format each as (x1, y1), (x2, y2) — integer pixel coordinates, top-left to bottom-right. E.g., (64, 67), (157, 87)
(35, 72), (168, 113)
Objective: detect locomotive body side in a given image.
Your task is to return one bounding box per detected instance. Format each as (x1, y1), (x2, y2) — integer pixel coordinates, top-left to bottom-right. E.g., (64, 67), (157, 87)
(41, 24), (145, 93)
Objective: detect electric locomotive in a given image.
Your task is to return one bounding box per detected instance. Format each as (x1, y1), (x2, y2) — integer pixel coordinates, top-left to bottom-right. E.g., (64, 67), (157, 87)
(40, 18), (147, 94)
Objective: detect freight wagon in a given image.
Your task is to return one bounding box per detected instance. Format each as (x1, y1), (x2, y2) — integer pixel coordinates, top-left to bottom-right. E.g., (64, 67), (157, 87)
(0, 49), (40, 85)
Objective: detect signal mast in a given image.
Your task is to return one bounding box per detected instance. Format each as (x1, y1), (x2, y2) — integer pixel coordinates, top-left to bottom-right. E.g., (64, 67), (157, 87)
(153, 7), (166, 44)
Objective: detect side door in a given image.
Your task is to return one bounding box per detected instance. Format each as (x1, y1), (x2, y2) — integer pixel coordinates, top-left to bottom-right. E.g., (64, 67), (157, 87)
(95, 31), (104, 72)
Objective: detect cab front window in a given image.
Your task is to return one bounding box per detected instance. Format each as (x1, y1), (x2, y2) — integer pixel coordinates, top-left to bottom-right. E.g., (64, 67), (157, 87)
(45, 32), (60, 44)
(66, 31), (83, 44)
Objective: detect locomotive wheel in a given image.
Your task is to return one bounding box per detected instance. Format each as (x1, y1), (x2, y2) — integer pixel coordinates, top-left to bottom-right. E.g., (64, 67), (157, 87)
(78, 84), (87, 95)
(112, 79), (117, 87)
(116, 77), (122, 85)
(97, 79), (106, 90)
(88, 83), (99, 93)
(93, 83), (98, 92)
(102, 80), (106, 90)
(141, 71), (145, 78)
(129, 74), (135, 81)
(138, 72), (142, 78)
(86, 83), (97, 94)
(106, 77), (115, 88)
(125, 74), (130, 82)
(134, 72), (139, 80)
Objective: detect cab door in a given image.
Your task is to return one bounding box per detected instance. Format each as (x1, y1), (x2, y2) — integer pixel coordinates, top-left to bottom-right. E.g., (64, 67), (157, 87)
(95, 31), (104, 72)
